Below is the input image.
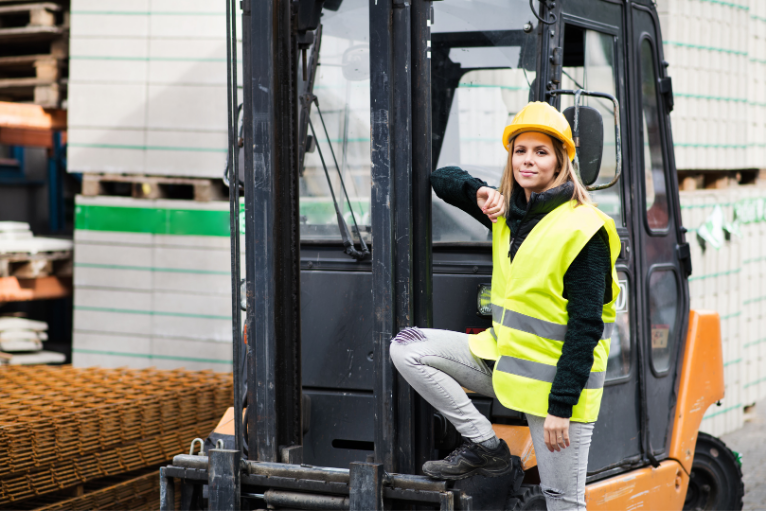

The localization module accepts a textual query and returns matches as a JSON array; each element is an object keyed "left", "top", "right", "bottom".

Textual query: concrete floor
[{"left": 720, "top": 399, "right": 766, "bottom": 511}]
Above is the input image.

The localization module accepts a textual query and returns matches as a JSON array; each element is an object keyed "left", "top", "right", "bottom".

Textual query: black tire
[
  {"left": 508, "top": 484, "right": 547, "bottom": 511},
  {"left": 684, "top": 432, "right": 744, "bottom": 511}
]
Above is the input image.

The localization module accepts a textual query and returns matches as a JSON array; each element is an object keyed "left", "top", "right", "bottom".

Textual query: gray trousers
[{"left": 390, "top": 328, "right": 594, "bottom": 511}]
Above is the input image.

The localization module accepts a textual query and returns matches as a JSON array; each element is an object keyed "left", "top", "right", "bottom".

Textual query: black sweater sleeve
[
  {"left": 547, "top": 228, "right": 612, "bottom": 419},
  {"left": 430, "top": 166, "right": 493, "bottom": 229}
]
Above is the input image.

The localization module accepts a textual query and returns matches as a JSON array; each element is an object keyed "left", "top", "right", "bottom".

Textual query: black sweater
[{"left": 430, "top": 166, "right": 612, "bottom": 419}]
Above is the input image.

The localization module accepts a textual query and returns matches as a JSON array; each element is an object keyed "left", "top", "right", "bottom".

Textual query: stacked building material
[
  {"left": 0, "top": 316, "right": 64, "bottom": 365},
  {"left": 680, "top": 184, "right": 766, "bottom": 436},
  {"left": 67, "top": 0, "right": 234, "bottom": 178},
  {"left": 0, "top": 365, "right": 231, "bottom": 508},
  {"left": 0, "top": 1, "right": 69, "bottom": 107},
  {"left": 6, "top": 470, "right": 165, "bottom": 511},
  {"left": 72, "top": 195, "right": 238, "bottom": 371},
  {"left": 66, "top": 3, "right": 240, "bottom": 368},
  {"left": 657, "top": 0, "right": 765, "bottom": 171}
]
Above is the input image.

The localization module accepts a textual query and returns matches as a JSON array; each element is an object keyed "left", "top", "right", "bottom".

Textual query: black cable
[
  {"left": 314, "top": 99, "right": 370, "bottom": 255},
  {"left": 309, "top": 119, "right": 368, "bottom": 260},
  {"left": 529, "top": 0, "right": 557, "bottom": 25}
]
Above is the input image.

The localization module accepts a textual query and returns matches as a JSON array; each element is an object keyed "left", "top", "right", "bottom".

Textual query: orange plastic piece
[
  {"left": 492, "top": 424, "right": 536, "bottom": 470},
  {"left": 0, "top": 101, "right": 66, "bottom": 130},
  {"left": 668, "top": 309, "right": 725, "bottom": 474},
  {"left": 586, "top": 460, "right": 688, "bottom": 510},
  {"left": 213, "top": 407, "right": 237, "bottom": 436},
  {"left": 0, "top": 276, "right": 72, "bottom": 303},
  {"left": 0, "top": 101, "right": 66, "bottom": 149}
]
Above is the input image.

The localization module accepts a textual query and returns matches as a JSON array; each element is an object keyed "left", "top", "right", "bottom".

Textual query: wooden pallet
[
  {"left": 0, "top": 2, "right": 62, "bottom": 27},
  {"left": 81, "top": 173, "right": 229, "bottom": 202},
  {"left": 0, "top": 3, "right": 67, "bottom": 106},
  {"left": 0, "top": 250, "right": 71, "bottom": 278},
  {"left": 678, "top": 170, "right": 762, "bottom": 191}
]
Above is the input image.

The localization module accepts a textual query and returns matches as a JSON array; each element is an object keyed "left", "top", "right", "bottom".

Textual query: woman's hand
[
  {"left": 543, "top": 414, "right": 570, "bottom": 452},
  {"left": 476, "top": 186, "right": 505, "bottom": 223}
]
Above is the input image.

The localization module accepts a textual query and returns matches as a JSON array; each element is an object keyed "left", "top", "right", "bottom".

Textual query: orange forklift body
[{"left": 496, "top": 310, "right": 725, "bottom": 508}]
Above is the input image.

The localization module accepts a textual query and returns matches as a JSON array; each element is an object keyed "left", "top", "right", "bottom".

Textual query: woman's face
[{"left": 511, "top": 132, "right": 559, "bottom": 195}]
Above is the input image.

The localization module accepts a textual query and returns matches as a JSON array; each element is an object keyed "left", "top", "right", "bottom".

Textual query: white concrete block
[
  {"left": 153, "top": 271, "right": 231, "bottom": 295},
  {"left": 151, "top": 337, "right": 232, "bottom": 372},
  {"left": 145, "top": 85, "right": 227, "bottom": 130},
  {"left": 154, "top": 233, "right": 232, "bottom": 249},
  {"left": 68, "top": 83, "right": 148, "bottom": 128},
  {"left": 148, "top": 38, "right": 228, "bottom": 86},
  {"left": 73, "top": 330, "right": 151, "bottom": 357},
  {"left": 73, "top": 352, "right": 152, "bottom": 369},
  {"left": 151, "top": 290, "right": 231, "bottom": 340},
  {"left": 153, "top": 290, "right": 230, "bottom": 317},
  {"left": 149, "top": 0, "right": 226, "bottom": 13},
  {"left": 67, "top": 128, "right": 146, "bottom": 173},
  {"left": 73, "top": 266, "right": 152, "bottom": 290},
  {"left": 152, "top": 315, "right": 231, "bottom": 341},
  {"left": 71, "top": 13, "right": 149, "bottom": 38},
  {"left": 74, "top": 242, "right": 152, "bottom": 267},
  {"left": 70, "top": 36, "right": 148, "bottom": 58},
  {"left": 76, "top": 286, "right": 152, "bottom": 311},
  {"left": 153, "top": 246, "right": 230, "bottom": 272},
  {"left": 144, "top": 129, "right": 228, "bottom": 178},
  {"left": 69, "top": 37, "right": 149, "bottom": 85},
  {"left": 149, "top": 13, "right": 226, "bottom": 39},
  {"left": 72, "top": 0, "right": 149, "bottom": 11},
  {"left": 73, "top": 308, "right": 152, "bottom": 336},
  {"left": 74, "top": 229, "right": 153, "bottom": 245}
]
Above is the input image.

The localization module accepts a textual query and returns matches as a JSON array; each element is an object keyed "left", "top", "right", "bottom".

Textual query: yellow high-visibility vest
[{"left": 469, "top": 200, "right": 621, "bottom": 423}]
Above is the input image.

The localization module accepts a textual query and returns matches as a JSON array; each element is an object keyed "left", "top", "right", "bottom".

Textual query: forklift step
[{"left": 165, "top": 455, "right": 526, "bottom": 511}]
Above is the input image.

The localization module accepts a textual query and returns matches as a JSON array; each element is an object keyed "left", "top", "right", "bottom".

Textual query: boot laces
[{"left": 445, "top": 439, "right": 473, "bottom": 462}]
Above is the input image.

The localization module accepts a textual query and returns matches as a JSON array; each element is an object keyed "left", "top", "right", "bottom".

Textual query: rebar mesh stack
[
  {"left": 2, "top": 470, "right": 167, "bottom": 511},
  {"left": 0, "top": 365, "right": 232, "bottom": 506}
]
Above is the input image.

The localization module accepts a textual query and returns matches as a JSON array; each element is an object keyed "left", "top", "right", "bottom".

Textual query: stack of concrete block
[
  {"left": 737, "top": 186, "right": 766, "bottom": 405},
  {"left": 67, "top": 0, "right": 240, "bottom": 177},
  {"left": 746, "top": 0, "right": 766, "bottom": 169},
  {"left": 67, "top": 3, "right": 246, "bottom": 370},
  {"left": 72, "top": 195, "right": 240, "bottom": 371},
  {"left": 680, "top": 184, "right": 766, "bottom": 436},
  {"left": 657, "top": 0, "right": 765, "bottom": 171}
]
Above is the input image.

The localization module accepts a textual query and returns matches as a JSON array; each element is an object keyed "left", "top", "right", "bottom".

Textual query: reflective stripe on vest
[
  {"left": 496, "top": 356, "right": 607, "bottom": 390},
  {"left": 472, "top": 200, "right": 622, "bottom": 423},
  {"left": 492, "top": 303, "right": 613, "bottom": 341}
]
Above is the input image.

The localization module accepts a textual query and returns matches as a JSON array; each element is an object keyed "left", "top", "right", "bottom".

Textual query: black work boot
[{"left": 422, "top": 438, "right": 513, "bottom": 480}]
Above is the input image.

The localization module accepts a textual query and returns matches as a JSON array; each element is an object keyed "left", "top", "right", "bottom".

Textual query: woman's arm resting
[{"left": 430, "top": 166, "right": 493, "bottom": 228}]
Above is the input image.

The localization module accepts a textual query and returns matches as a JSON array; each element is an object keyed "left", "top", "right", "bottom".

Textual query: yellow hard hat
[{"left": 502, "top": 101, "right": 576, "bottom": 161}]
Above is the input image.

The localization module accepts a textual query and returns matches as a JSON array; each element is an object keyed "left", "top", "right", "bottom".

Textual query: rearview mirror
[{"left": 563, "top": 105, "right": 603, "bottom": 186}]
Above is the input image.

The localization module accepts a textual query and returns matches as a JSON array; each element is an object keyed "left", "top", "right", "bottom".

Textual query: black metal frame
[
  {"left": 159, "top": 0, "right": 704, "bottom": 507},
  {"left": 241, "top": 0, "right": 303, "bottom": 466}
]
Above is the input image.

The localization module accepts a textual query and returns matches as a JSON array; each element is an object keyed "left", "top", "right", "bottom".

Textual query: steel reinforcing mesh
[{"left": 0, "top": 365, "right": 232, "bottom": 506}]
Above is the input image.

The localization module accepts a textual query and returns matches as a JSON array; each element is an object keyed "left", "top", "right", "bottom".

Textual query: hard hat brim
[{"left": 502, "top": 124, "right": 577, "bottom": 161}]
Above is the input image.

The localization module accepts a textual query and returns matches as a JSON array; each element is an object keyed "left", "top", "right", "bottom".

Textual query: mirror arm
[{"left": 546, "top": 88, "right": 622, "bottom": 192}]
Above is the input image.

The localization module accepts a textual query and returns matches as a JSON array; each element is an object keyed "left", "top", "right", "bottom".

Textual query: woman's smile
[{"left": 511, "top": 131, "right": 559, "bottom": 200}]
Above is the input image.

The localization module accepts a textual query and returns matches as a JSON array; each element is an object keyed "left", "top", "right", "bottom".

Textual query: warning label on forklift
[{"left": 651, "top": 325, "right": 670, "bottom": 349}]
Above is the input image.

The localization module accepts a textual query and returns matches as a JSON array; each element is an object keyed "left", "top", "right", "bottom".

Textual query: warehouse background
[{"left": 0, "top": 0, "right": 761, "bottom": 435}]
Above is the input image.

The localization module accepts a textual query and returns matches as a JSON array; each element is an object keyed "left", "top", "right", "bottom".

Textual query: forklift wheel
[
  {"left": 684, "top": 432, "right": 744, "bottom": 510},
  {"left": 508, "top": 484, "right": 546, "bottom": 511}
]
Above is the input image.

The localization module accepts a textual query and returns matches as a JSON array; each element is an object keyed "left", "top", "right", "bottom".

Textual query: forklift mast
[{"left": 157, "top": 0, "right": 744, "bottom": 509}]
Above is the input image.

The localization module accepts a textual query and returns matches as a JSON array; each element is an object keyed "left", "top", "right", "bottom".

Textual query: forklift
[{"left": 159, "top": 0, "right": 745, "bottom": 509}]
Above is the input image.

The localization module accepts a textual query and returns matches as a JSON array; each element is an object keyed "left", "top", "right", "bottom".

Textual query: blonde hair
[{"left": 499, "top": 132, "right": 591, "bottom": 212}]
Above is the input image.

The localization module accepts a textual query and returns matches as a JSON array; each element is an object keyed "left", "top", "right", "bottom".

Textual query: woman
[{"left": 390, "top": 102, "right": 620, "bottom": 510}]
